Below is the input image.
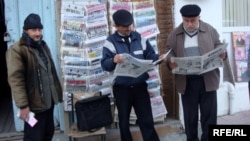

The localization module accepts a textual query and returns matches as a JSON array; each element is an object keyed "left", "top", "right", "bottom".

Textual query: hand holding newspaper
[
  {"left": 152, "top": 48, "right": 172, "bottom": 65},
  {"left": 17, "top": 111, "right": 38, "bottom": 127},
  {"left": 114, "top": 53, "right": 154, "bottom": 78},
  {"left": 171, "top": 43, "right": 228, "bottom": 75},
  {"left": 114, "top": 50, "right": 171, "bottom": 78}
]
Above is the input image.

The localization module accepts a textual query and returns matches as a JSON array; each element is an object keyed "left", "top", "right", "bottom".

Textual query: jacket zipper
[{"left": 37, "top": 68, "right": 44, "bottom": 99}]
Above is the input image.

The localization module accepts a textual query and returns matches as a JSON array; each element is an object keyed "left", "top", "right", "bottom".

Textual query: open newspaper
[
  {"left": 114, "top": 49, "right": 172, "bottom": 78},
  {"left": 171, "top": 43, "right": 228, "bottom": 75},
  {"left": 114, "top": 53, "right": 154, "bottom": 78}
]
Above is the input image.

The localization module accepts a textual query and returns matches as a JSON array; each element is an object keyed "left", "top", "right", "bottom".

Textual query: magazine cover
[{"left": 231, "top": 31, "right": 250, "bottom": 81}]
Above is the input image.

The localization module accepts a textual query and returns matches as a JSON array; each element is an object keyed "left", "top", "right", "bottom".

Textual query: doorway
[{"left": 0, "top": 0, "right": 15, "bottom": 133}]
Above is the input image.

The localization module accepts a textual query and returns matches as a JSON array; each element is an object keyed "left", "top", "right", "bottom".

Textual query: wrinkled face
[
  {"left": 182, "top": 16, "right": 200, "bottom": 32},
  {"left": 24, "top": 28, "right": 42, "bottom": 41},
  {"left": 115, "top": 24, "right": 133, "bottom": 36}
]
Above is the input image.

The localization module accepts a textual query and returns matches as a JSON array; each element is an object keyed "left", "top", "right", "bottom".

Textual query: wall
[{"left": 174, "top": 0, "right": 223, "bottom": 39}]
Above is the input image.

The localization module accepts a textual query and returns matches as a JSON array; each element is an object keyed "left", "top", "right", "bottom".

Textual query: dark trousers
[
  {"left": 113, "top": 84, "right": 160, "bottom": 141},
  {"left": 23, "top": 106, "right": 55, "bottom": 141},
  {"left": 182, "top": 76, "right": 217, "bottom": 141}
]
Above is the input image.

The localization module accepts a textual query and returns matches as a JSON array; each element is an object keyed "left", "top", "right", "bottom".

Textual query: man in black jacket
[{"left": 101, "top": 10, "right": 161, "bottom": 141}]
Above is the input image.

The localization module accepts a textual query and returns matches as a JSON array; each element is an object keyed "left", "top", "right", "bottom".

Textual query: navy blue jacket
[{"left": 101, "top": 31, "right": 159, "bottom": 87}]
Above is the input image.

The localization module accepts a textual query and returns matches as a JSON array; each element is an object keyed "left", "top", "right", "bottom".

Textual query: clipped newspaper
[
  {"left": 172, "top": 43, "right": 228, "bottom": 75},
  {"left": 150, "top": 95, "right": 168, "bottom": 118}
]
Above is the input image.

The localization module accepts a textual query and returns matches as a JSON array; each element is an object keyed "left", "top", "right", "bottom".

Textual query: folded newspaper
[
  {"left": 171, "top": 43, "right": 228, "bottom": 75},
  {"left": 114, "top": 49, "right": 172, "bottom": 78}
]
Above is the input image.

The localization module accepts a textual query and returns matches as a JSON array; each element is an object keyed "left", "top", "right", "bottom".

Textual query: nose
[
  {"left": 124, "top": 26, "right": 131, "bottom": 30},
  {"left": 186, "top": 21, "right": 193, "bottom": 26}
]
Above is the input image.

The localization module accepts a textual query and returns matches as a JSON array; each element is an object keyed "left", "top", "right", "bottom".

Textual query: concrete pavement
[
  {"left": 1, "top": 110, "right": 249, "bottom": 141},
  {"left": 51, "top": 109, "right": 250, "bottom": 141}
]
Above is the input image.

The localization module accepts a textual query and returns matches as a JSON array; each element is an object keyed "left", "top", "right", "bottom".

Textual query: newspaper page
[
  {"left": 133, "top": 7, "right": 156, "bottom": 28},
  {"left": 114, "top": 53, "right": 155, "bottom": 78},
  {"left": 172, "top": 43, "right": 228, "bottom": 75},
  {"left": 114, "top": 49, "right": 172, "bottom": 77},
  {"left": 84, "top": 4, "right": 106, "bottom": 16},
  {"left": 61, "top": 0, "right": 85, "bottom": 15},
  {"left": 136, "top": 24, "right": 159, "bottom": 39},
  {"left": 132, "top": 0, "right": 154, "bottom": 11},
  {"left": 150, "top": 95, "right": 168, "bottom": 118}
]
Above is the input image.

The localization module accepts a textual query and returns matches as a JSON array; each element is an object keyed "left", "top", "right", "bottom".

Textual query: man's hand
[
  {"left": 219, "top": 50, "right": 227, "bottom": 59},
  {"left": 159, "top": 54, "right": 167, "bottom": 62},
  {"left": 113, "top": 54, "right": 124, "bottom": 64},
  {"left": 168, "top": 57, "right": 178, "bottom": 69},
  {"left": 19, "top": 107, "right": 30, "bottom": 121}
]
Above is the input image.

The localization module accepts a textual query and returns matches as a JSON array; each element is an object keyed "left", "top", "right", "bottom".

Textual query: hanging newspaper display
[
  {"left": 60, "top": 0, "right": 167, "bottom": 121},
  {"left": 60, "top": 0, "right": 111, "bottom": 111}
]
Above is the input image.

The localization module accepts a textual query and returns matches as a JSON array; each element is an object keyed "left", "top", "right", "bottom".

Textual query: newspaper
[
  {"left": 61, "top": 30, "right": 85, "bottom": 48},
  {"left": 133, "top": 7, "right": 156, "bottom": 28},
  {"left": 84, "top": 4, "right": 106, "bottom": 16},
  {"left": 150, "top": 95, "right": 168, "bottom": 118},
  {"left": 152, "top": 48, "right": 172, "bottom": 65},
  {"left": 61, "top": 0, "right": 85, "bottom": 15},
  {"left": 85, "top": 20, "right": 108, "bottom": 44},
  {"left": 136, "top": 24, "right": 159, "bottom": 39},
  {"left": 109, "top": 1, "right": 132, "bottom": 12},
  {"left": 61, "top": 15, "right": 85, "bottom": 32},
  {"left": 132, "top": 1, "right": 154, "bottom": 11},
  {"left": 172, "top": 43, "right": 228, "bottom": 75},
  {"left": 114, "top": 53, "right": 154, "bottom": 78},
  {"left": 114, "top": 50, "right": 172, "bottom": 78}
]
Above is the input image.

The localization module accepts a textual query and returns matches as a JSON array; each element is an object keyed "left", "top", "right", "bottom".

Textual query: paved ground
[
  {"left": 50, "top": 109, "right": 250, "bottom": 141},
  {"left": 1, "top": 109, "right": 249, "bottom": 141}
]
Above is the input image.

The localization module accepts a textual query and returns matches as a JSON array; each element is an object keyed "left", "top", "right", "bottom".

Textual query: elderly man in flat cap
[
  {"left": 6, "top": 13, "right": 62, "bottom": 141},
  {"left": 101, "top": 9, "right": 162, "bottom": 141},
  {"left": 165, "top": 4, "right": 227, "bottom": 141}
]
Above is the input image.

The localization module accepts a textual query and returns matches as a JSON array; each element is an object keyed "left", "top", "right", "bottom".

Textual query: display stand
[
  {"left": 59, "top": 0, "right": 167, "bottom": 137},
  {"left": 59, "top": 0, "right": 112, "bottom": 139}
]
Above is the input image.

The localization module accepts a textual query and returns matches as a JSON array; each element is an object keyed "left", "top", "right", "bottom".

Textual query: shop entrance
[{"left": 0, "top": 0, "right": 15, "bottom": 133}]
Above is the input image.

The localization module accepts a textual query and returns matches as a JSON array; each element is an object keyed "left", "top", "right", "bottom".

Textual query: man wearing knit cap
[
  {"left": 6, "top": 13, "right": 62, "bottom": 141},
  {"left": 166, "top": 4, "right": 227, "bottom": 141},
  {"left": 101, "top": 9, "right": 164, "bottom": 141}
]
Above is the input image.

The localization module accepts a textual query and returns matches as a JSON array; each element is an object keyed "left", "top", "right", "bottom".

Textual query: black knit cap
[
  {"left": 180, "top": 4, "right": 201, "bottom": 17},
  {"left": 23, "top": 13, "right": 43, "bottom": 30},
  {"left": 113, "top": 9, "right": 133, "bottom": 26}
]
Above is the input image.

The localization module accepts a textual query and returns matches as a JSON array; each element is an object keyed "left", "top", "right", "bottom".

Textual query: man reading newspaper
[
  {"left": 165, "top": 4, "right": 227, "bottom": 141},
  {"left": 101, "top": 9, "right": 167, "bottom": 141}
]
